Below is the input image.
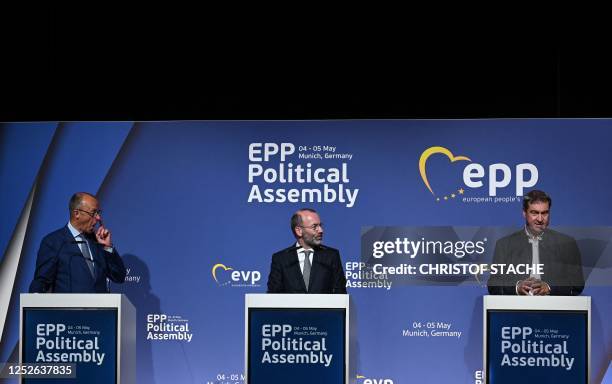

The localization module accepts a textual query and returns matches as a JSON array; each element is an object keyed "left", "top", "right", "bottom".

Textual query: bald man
[
  {"left": 29, "top": 192, "right": 126, "bottom": 293},
  {"left": 267, "top": 208, "right": 347, "bottom": 294}
]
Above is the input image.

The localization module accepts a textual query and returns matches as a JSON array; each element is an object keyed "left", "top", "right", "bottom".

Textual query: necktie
[
  {"left": 303, "top": 250, "right": 312, "bottom": 291},
  {"left": 79, "top": 235, "right": 96, "bottom": 278}
]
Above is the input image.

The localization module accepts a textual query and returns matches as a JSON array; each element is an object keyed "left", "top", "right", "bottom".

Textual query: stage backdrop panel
[{"left": 1, "top": 120, "right": 611, "bottom": 383}]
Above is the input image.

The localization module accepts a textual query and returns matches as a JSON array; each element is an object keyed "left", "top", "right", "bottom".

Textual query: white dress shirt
[{"left": 296, "top": 242, "right": 314, "bottom": 273}]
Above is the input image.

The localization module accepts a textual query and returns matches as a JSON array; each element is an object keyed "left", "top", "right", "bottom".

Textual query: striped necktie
[{"left": 78, "top": 235, "right": 96, "bottom": 278}]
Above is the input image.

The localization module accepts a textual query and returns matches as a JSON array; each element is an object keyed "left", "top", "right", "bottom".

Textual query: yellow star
[
  {"left": 436, "top": 197, "right": 440, "bottom": 202},
  {"left": 451, "top": 194, "right": 456, "bottom": 198},
  {"left": 444, "top": 196, "right": 448, "bottom": 200},
  {"left": 458, "top": 188, "right": 465, "bottom": 194}
]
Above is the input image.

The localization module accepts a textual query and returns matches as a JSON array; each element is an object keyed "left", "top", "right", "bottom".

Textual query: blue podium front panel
[
  {"left": 22, "top": 308, "right": 118, "bottom": 384},
  {"left": 486, "top": 310, "right": 587, "bottom": 384},
  {"left": 248, "top": 308, "right": 345, "bottom": 384}
]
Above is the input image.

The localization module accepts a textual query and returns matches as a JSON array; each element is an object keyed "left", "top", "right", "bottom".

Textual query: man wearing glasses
[
  {"left": 267, "top": 208, "right": 347, "bottom": 294},
  {"left": 29, "top": 192, "right": 126, "bottom": 293}
]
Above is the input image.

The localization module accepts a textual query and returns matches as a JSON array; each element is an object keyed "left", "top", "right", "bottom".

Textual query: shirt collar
[
  {"left": 295, "top": 242, "right": 314, "bottom": 254},
  {"left": 67, "top": 222, "right": 82, "bottom": 238},
  {"left": 524, "top": 225, "right": 544, "bottom": 241}
]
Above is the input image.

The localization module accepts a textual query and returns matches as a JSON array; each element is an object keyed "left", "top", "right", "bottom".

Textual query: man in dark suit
[
  {"left": 267, "top": 208, "right": 347, "bottom": 293},
  {"left": 29, "top": 192, "right": 126, "bottom": 293},
  {"left": 487, "top": 190, "right": 584, "bottom": 296}
]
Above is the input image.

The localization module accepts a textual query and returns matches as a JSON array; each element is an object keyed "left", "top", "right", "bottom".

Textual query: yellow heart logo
[
  {"left": 212, "top": 263, "right": 233, "bottom": 284},
  {"left": 419, "top": 146, "right": 471, "bottom": 195}
]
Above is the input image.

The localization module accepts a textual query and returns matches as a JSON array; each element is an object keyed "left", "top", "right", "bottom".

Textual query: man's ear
[{"left": 294, "top": 226, "right": 302, "bottom": 238}]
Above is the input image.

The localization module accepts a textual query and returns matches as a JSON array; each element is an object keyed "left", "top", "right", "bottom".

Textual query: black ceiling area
[{"left": 4, "top": 25, "right": 612, "bottom": 121}]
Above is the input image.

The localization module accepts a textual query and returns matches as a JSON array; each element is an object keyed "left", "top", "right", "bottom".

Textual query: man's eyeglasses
[
  {"left": 76, "top": 209, "right": 102, "bottom": 218},
  {"left": 299, "top": 223, "right": 323, "bottom": 231}
]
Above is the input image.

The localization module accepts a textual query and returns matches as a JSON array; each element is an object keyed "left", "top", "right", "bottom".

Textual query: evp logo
[
  {"left": 211, "top": 263, "right": 261, "bottom": 288},
  {"left": 418, "top": 146, "right": 539, "bottom": 203},
  {"left": 356, "top": 374, "right": 394, "bottom": 384}
]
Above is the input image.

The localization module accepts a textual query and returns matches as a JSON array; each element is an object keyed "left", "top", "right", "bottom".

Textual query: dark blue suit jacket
[
  {"left": 487, "top": 229, "right": 584, "bottom": 296},
  {"left": 266, "top": 244, "right": 347, "bottom": 294},
  {"left": 29, "top": 226, "right": 126, "bottom": 293}
]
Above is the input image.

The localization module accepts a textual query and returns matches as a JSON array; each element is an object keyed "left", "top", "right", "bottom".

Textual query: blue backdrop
[{"left": 1, "top": 120, "right": 611, "bottom": 383}]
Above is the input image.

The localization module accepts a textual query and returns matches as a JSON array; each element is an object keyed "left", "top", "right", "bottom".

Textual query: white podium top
[
  {"left": 484, "top": 295, "right": 590, "bottom": 311},
  {"left": 20, "top": 293, "right": 129, "bottom": 309},
  {"left": 245, "top": 293, "right": 349, "bottom": 308}
]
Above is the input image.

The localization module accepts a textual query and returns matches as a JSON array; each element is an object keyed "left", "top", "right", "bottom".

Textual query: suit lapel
[
  {"left": 538, "top": 235, "right": 555, "bottom": 266},
  {"left": 61, "top": 226, "right": 79, "bottom": 252},
  {"left": 66, "top": 228, "right": 97, "bottom": 281},
  {"left": 288, "top": 247, "right": 306, "bottom": 291},
  {"left": 309, "top": 249, "right": 324, "bottom": 290},
  {"left": 86, "top": 235, "right": 102, "bottom": 281},
  {"left": 513, "top": 233, "right": 532, "bottom": 264},
  {"left": 90, "top": 241, "right": 101, "bottom": 280}
]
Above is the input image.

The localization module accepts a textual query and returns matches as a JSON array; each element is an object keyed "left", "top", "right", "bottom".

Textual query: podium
[
  {"left": 483, "top": 295, "right": 590, "bottom": 384},
  {"left": 20, "top": 293, "right": 135, "bottom": 383},
  {"left": 245, "top": 294, "right": 349, "bottom": 384}
]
